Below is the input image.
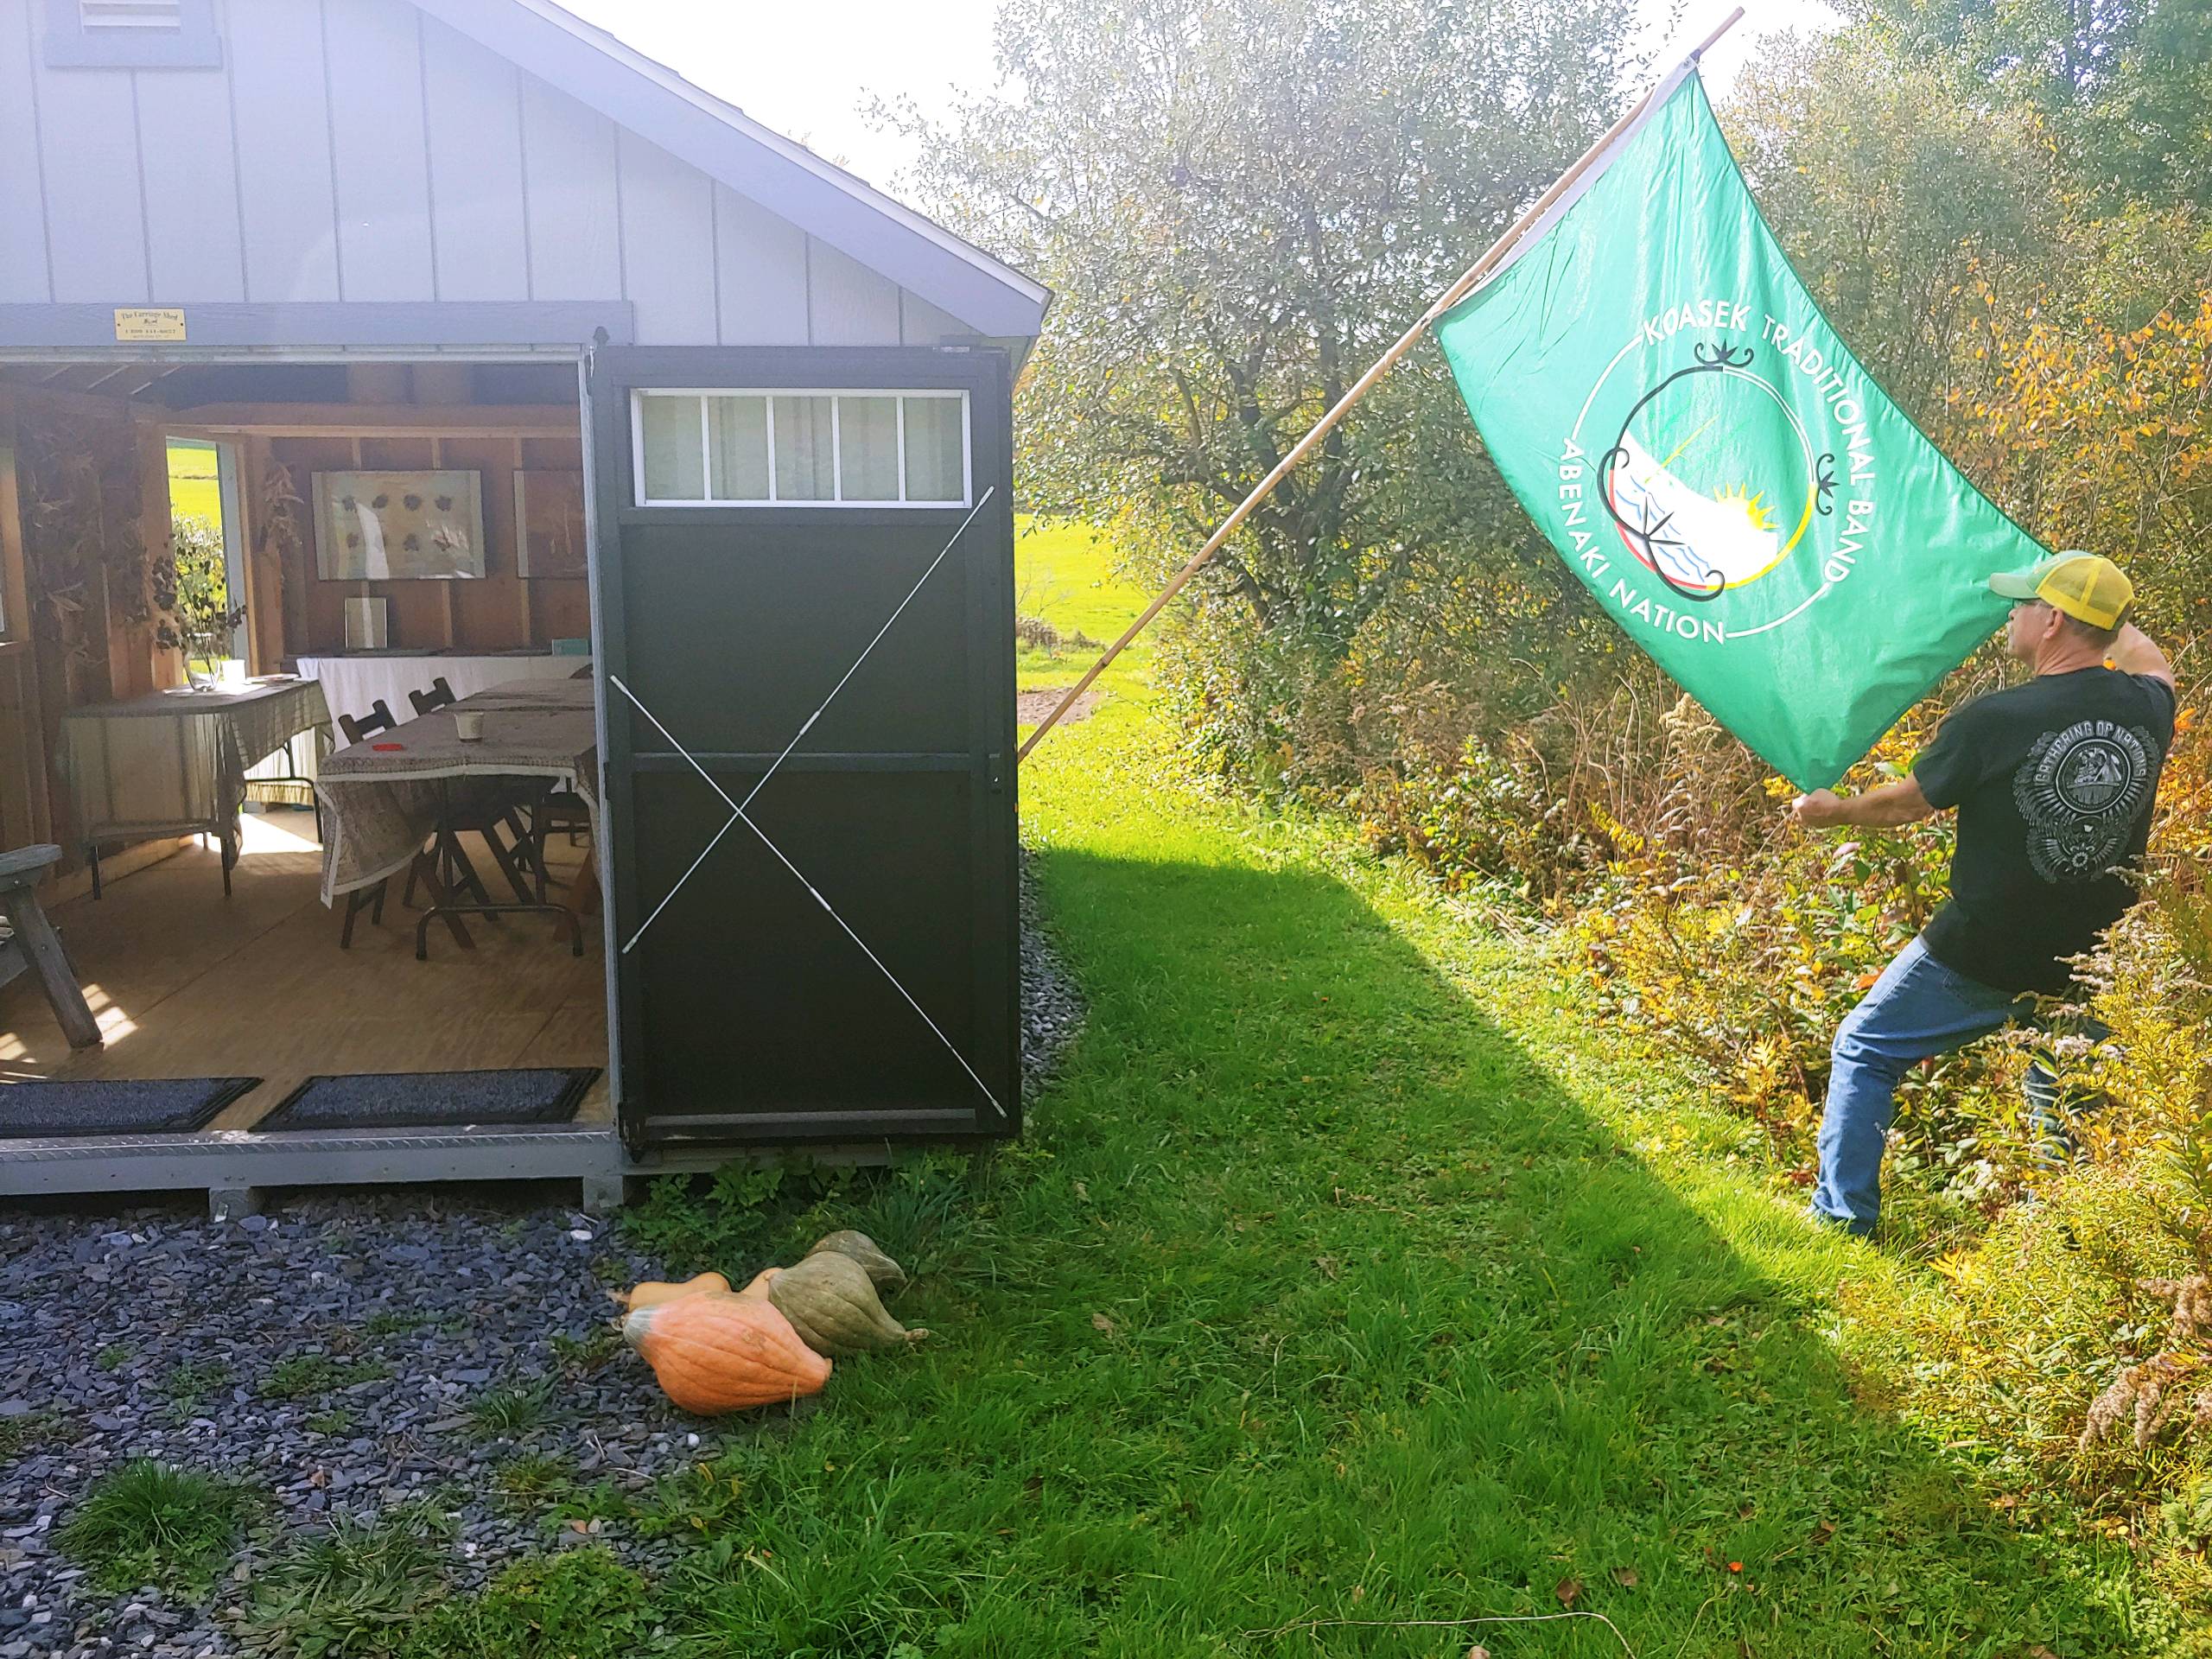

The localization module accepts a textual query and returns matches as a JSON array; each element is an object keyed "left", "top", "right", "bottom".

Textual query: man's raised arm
[{"left": 2108, "top": 621, "right": 2175, "bottom": 689}]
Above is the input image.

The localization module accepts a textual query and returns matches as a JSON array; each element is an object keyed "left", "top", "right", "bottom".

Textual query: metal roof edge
[{"left": 411, "top": 0, "right": 1049, "bottom": 340}]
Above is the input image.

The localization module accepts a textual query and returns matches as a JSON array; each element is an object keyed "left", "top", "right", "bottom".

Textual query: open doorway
[
  {"left": 164, "top": 438, "right": 249, "bottom": 683},
  {"left": 0, "top": 357, "right": 613, "bottom": 1177}
]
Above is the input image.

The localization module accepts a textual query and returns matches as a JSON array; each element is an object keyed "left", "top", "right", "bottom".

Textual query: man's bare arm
[
  {"left": 2107, "top": 622, "right": 2175, "bottom": 689},
  {"left": 1789, "top": 777, "right": 1936, "bottom": 830}
]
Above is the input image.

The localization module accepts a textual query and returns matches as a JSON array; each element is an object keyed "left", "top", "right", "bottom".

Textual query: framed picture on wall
[
  {"left": 311, "top": 470, "right": 486, "bottom": 581},
  {"left": 514, "top": 470, "right": 588, "bottom": 580}
]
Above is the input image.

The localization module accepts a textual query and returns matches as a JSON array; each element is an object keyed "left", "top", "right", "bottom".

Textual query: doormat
[
  {"left": 0, "top": 1077, "right": 261, "bottom": 1139},
  {"left": 255, "top": 1067, "right": 600, "bottom": 1133}
]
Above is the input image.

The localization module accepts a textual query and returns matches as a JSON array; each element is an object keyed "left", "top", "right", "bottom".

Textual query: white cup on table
[{"left": 454, "top": 710, "right": 486, "bottom": 742}]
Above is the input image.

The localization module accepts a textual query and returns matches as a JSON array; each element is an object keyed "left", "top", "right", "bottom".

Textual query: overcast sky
[{"left": 560, "top": 0, "right": 1842, "bottom": 195}]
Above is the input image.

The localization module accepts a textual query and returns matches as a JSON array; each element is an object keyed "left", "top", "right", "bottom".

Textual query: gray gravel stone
[{"left": 1019, "top": 849, "right": 1084, "bottom": 1098}]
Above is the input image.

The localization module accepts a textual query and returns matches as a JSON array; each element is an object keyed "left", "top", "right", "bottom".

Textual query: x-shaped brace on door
[{"left": 609, "top": 486, "right": 1006, "bottom": 1118}]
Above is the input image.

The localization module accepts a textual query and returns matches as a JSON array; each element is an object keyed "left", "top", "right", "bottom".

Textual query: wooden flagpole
[{"left": 1016, "top": 7, "right": 1745, "bottom": 764}]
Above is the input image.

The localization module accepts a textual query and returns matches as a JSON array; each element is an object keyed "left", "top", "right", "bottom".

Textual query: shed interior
[{"left": 0, "top": 356, "right": 615, "bottom": 1173}]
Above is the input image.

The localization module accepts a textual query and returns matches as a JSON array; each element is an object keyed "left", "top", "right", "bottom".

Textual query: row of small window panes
[{"left": 638, "top": 392, "right": 967, "bottom": 504}]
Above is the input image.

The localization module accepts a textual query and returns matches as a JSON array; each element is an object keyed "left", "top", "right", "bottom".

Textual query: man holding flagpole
[
  {"left": 1789, "top": 552, "right": 2176, "bottom": 1235},
  {"left": 1020, "top": 13, "right": 2181, "bottom": 1236},
  {"left": 1412, "top": 41, "right": 2183, "bottom": 1237}
]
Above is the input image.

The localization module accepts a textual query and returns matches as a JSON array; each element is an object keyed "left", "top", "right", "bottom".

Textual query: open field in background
[
  {"left": 168, "top": 443, "right": 219, "bottom": 528},
  {"left": 1014, "top": 513, "right": 1152, "bottom": 695}
]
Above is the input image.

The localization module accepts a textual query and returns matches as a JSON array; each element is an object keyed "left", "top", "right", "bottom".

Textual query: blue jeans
[{"left": 1810, "top": 938, "right": 2094, "bottom": 1234}]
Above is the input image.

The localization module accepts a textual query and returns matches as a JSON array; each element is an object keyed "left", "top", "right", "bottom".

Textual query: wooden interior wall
[
  {"left": 255, "top": 412, "right": 587, "bottom": 660},
  {"left": 0, "top": 383, "right": 175, "bottom": 870},
  {"left": 0, "top": 385, "right": 588, "bottom": 866}
]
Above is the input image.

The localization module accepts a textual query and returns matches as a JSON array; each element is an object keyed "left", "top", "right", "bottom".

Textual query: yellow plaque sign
[{"left": 113, "top": 308, "right": 186, "bottom": 343}]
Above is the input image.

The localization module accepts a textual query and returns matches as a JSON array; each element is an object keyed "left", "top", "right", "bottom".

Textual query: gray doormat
[
  {"left": 0, "top": 1077, "right": 261, "bottom": 1139},
  {"left": 255, "top": 1067, "right": 600, "bottom": 1133}
]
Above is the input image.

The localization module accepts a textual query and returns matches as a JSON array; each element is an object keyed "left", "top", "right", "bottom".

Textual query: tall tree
[
  {"left": 893, "top": 0, "right": 1648, "bottom": 700},
  {"left": 1727, "top": 29, "right": 2071, "bottom": 421},
  {"left": 1832, "top": 0, "right": 2212, "bottom": 210}
]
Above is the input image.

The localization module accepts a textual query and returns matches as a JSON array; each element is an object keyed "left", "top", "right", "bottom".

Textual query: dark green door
[{"left": 587, "top": 346, "right": 1019, "bottom": 1147}]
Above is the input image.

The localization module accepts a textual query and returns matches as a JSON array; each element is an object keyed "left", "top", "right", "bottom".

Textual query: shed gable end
[{"left": 0, "top": 0, "right": 1020, "bottom": 347}]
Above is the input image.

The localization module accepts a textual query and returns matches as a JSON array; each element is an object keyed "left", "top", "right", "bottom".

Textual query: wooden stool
[{"left": 0, "top": 844, "right": 102, "bottom": 1049}]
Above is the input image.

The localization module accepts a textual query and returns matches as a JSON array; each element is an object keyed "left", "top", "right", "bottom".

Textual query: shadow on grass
[{"left": 649, "top": 844, "right": 2152, "bottom": 1658}]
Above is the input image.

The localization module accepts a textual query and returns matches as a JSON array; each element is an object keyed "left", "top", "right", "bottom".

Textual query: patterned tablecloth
[
  {"left": 295, "top": 652, "right": 587, "bottom": 732},
  {"left": 59, "top": 677, "right": 332, "bottom": 865},
  {"left": 447, "top": 677, "right": 595, "bottom": 714},
  {"left": 315, "top": 683, "right": 597, "bottom": 904}
]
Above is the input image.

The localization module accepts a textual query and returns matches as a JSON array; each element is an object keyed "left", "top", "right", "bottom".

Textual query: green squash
[
  {"left": 769, "top": 1250, "right": 926, "bottom": 1357},
  {"left": 804, "top": 1230, "right": 908, "bottom": 1297}
]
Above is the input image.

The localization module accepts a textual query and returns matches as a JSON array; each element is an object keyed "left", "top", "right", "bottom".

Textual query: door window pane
[
  {"left": 903, "top": 396, "right": 965, "bottom": 501},
  {"left": 839, "top": 396, "right": 899, "bottom": 501},
  {"left": 707, "top": 396, "right": 769, "bottom": 500},
  {"left": 639, "top": 396, "right": 704, "bottom": 501},
  {"left": 772, "top": 396, "right": 836, "bottom": 500}
]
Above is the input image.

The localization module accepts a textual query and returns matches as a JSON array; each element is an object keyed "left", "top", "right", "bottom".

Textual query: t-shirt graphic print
[
  {"left": 2012, "top": 717, "right": 2161, "bottom": 884},
  {"left": 1913, "top": 666, "right": 2177, "bottom": 995}
]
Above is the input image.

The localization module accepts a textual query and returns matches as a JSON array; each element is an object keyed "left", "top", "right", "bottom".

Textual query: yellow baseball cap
[{"left": 1988, "top": 550, "right": 2134, "bottom": 630}]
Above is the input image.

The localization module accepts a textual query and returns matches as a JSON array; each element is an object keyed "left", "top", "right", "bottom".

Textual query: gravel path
[
  {"left": 1013, "top": 684, "right": 1104, "bottom": 728},
  {"left": 1019, "top": 849, "right": 1085, "bottom": 1099},
  {"left": 0, "top": 879, "right": 1086, "bottom": 1658}
]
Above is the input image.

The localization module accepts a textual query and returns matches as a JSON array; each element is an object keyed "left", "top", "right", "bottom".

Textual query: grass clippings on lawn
[{"left": 1014, "top": 683, "right": 1104, "bottom": 728}]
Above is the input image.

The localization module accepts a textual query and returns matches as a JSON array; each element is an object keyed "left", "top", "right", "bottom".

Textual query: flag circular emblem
[{"left": 1599, "top": 342, "right": 1834, "bottom": 598}]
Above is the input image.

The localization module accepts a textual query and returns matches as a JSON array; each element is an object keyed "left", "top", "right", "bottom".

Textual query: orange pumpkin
[
  {"left": 623, "top": 1291, "right": 830, "bottom": 1414},
  {"left": 624, "top": 1269, "right": 732, "bottom": 1313},
  {"left": 734, "top": 1266, "right": 780, "bottom": 1300}
]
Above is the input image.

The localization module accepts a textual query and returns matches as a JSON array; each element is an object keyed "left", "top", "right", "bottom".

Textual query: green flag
[{"left": 1434, "top": 64, "right": 2044, "bottom": 789}]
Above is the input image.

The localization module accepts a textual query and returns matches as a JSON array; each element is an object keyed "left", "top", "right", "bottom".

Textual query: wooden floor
[{"left": 0, "top": 808, "right": 609, "bottom": 1131}]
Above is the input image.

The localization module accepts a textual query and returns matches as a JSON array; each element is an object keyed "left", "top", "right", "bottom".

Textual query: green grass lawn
[
  {"left": 562, "top": 689, "right": 2169, "bottom": 1656},
  {"left": 1014, "top": 513, "right": 1153, "bottom": 693}
]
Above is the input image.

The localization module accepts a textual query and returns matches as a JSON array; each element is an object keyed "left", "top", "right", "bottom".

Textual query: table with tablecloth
[
  {"left": 315, "top": 680, "right": 598, "bottom": 906},
  {"left": 295, "top": 652, "right": 588, "bottom": 734},
  {"left": 59, "top": 677, "right": 332, "bottom": 891},
  {"left": 449, "top": 677, "right": 596, "bottom": 715}
]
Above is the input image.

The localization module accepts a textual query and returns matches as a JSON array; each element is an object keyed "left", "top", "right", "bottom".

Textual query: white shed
[{"left": 0, "top": 0, "right": 1047, "bottom": 1206}]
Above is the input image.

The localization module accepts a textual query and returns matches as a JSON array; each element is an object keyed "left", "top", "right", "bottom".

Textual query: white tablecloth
[
  {"left": 296, "top": 654, "right": 588, "bottom": 734},
  {"left": 59, "top": 677, "right": 331, "bottom": 856}
]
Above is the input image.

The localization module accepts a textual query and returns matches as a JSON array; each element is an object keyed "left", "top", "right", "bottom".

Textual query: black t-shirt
[{"left": 1913, "top": 667, "right": 2177, "bottom": 995}]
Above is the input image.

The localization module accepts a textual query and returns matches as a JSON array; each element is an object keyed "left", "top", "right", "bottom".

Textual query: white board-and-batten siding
[{"left": 0, "top": 0, "right": 976, "bottom": 348}]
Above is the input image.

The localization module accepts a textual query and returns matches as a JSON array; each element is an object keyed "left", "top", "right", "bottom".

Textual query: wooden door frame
[{"left": 0, "top": 392, "right": 53, "bottom": 853}]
